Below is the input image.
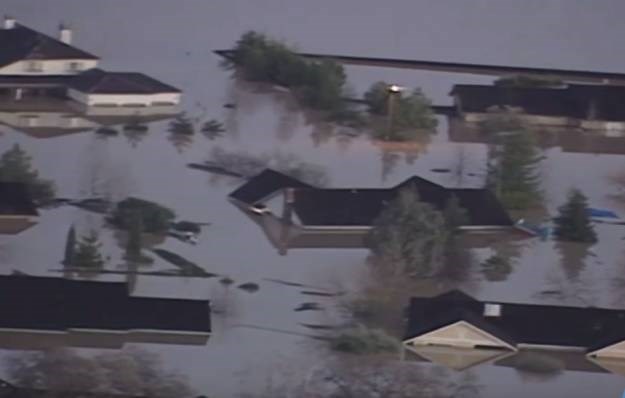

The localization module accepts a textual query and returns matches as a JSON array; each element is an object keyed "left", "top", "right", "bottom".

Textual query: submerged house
[
  {"left": 0, "top": 275, "right": 210, "bottom": 349},
  {"left": 403, "top": 290, "right": 625, "bottom": 372},
  {"left": 451, "top": 83, "right": 625, "bottom": 132},
  {"left": 229, "top": 169, "right": 527, "bottom": 254},
  {"left": 0, "top": 17, "right": 181, "bottom": 106},
  {"left": 0, "top": 182, "right": 38, "bottom": 235}
]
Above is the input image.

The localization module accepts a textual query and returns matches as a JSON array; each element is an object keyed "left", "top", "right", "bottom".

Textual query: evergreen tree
[
  {"left": 0, "top": 144, "right": 55, "bottom": 204},
  {"left": 553, "top": 189, "right": 597, "bottom": 243},
  {"left": 481, "top": 255, "right": 513, "bottom": 282},
  {"left": 62, "top": 226, "right": 76, "bottom": 266},
  {"left": 125, "top": 210, "right": 144, "bottom": 262},
  {"left": 488, "top": 131, "right": 542, "bottom": 210},
  {"left": 74, "top": 231, "right": 105, "bottom": 269},
  {"left": 366, "top": 187, "right": 447, "bottom": 277}
]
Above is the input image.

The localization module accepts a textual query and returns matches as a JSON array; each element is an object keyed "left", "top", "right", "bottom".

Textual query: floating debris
[
  {"left": 430, "top": 168, "right": 451, "bottom": 173},
  {"left": 238, "top": 282, "right": 260, "bottom": 293},
  {"left": 123, "top": 122, "right": 148, "bottom": 132},
  {"left": 95, "top": 127, "right": 118, "bottom": 136},
  {"left": 300, "top": 290, "right": 343, "bottom": 297},
  {"left": 294, "top": 302, "right": 322, "bottom": 312},
  {"left": 170, "top": 220, "right": 209, "bottom": 234},
  {"left": 223, "top": 103, "right": 236, "bottom": 109},
  {"left": 299, "top": 323, "right": 336, "bottom": 330},
  {"left": 220, "top": 277, "right": 234, "bottom": 286},
  {"left": 187, "top": 163, "right": 245, "bottom": 178},
  {"left": 151, "top": 249, "right": 215, "bottom": 277}
]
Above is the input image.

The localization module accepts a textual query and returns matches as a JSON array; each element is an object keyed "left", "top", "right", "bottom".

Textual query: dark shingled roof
[
  {"left": 0, "top": 24, "right": 98, "bottom": 68},
  {"left": 68, "top": 68, "right": 181, "bottom": 94},
  {"left": 292, "top": 176, "right": 512, "bottom": 227},
  {"left": 228, "top": 169, "right": 313, "bottom": 205},
  {"left": 405, "top": 290, "right": 625, "bottom": 351},
  {"left": 0, "top": 275, "right": 210, "bottom": 333},
  {"left": 451, "top": 83, "right": 625, "bottom": 121},
  {"left": 0, "top": 183, "right": 38, "bottom": 216}
]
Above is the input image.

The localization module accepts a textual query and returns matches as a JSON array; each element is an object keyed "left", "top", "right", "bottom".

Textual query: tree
[
  {"left": 494, "top": 74, "right": 563, "bottom": 88},
  {"left": 363, "top": 81, "right": 390, "bottom": 115},
  {"left": 366, "top": 187, "right": 447, "bottom": 277},
  {"left": 0, "top": 144, "right": 55, "bottom": 204},
  {"left": 481, "top": 255, "right": 513, "bottom": 282},
  {"left": 553, "top": 189, "right": 597, "bottom": 243},
  {"left": 62, "top": 225, "right": 76, "bottom": 266},
  {"left": 442, "top": 194, "right": 468, "bottom": 232},
  {"left": 6, "top": 348, "right": 195, "bottom": 398},
  {"left": 488, "top": 130, "right": 542, "bottom": 210},
  {"left": 74, "top": 231, "right": 105, "bottom": 269},
  {"left": 110, "top": 197, "right": 176, "bottom": 234}
]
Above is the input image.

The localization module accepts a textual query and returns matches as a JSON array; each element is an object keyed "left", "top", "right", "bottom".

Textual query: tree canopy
[
  {"left": 366, "top": 187, "right": 447, "bottom": 277},
  {"left": 110, "top": 197, "right": 176, "bottom": 234},
  {"left": 0, "top": 144, "right": 55, "bottom": 204},
  {"left": 553, "top": 189, "right": 597, "bottom": 243},
  {"left": 74, "top": 231, "right": 105, "bottom": 269}
]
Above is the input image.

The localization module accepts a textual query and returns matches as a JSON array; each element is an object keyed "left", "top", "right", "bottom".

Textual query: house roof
[
  {"left": 0, "top": 183, "right": 38, "bottom": 216},
  {"left": 0, "top": 275, "right": 210, "bottom": 334},
  {"left": 292, "top": 176, "right": 512, "bottom": 227},
  {"left": 228, "top": 168, "right": 314, "bottom": 205},
  {"left": 405, "top": 289, "right": 625, "bottom": 351},
  {"left": 0, "top": 24, "right": 98, "bottom": 68},
  {"left": 451, "top": 84, "right": 625, "bottom": 122},
  {"left": 68, "top": 68, "right": 181, "bottom": 94}
]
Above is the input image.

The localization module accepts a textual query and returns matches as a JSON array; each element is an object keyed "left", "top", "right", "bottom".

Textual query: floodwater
[{"left": 3, "top": 0, "right": 625, "bottom": 396}]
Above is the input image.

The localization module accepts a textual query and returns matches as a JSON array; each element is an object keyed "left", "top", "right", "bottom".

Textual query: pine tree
[
  {"left": 553, "top": 189, "right": 597, "bottom": 243},
  {"left": 63, "top": 226, "right": 76, "bottom": 266},
  {"left": 0, "top": 144, "right": 55, "bottom": 204},
  {"left": 74, "top": 231, "right": 105, "bottom": 268},
  {"left": 488, "top": 131, "right": 542, "bottom": 210}
]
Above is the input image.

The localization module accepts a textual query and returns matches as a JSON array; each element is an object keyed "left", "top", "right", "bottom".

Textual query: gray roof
[
  {"left": 0, "top": 24, "right": 98, "bottom": 67},
  {"left": 68, "top": 68, "right": 181, "bottom": 94}
]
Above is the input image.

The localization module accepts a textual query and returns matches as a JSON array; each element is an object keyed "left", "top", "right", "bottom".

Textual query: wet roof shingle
[
  {"left": 68, "top": 68, "right": 181, "bottom": 94},
  {"left": 0, "top": 182, "right": 38, "bottom": 216},
  {"left": 0, "top": 24, "right": 98, "bottom": 68},
  {"left": 0, "top": 275, "right": 210, "bottom": 334},
  {"left": 405, "top": 290, "right": 625, "bottom": 351}
]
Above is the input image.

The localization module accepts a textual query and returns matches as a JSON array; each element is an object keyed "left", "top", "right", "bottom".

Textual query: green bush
[{"left": 110, "top": 197, "right": 176, "bottom": 234}]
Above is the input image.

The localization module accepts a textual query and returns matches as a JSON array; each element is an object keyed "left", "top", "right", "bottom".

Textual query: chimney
[
  {"left": 3, "top": 15, "right": 16, "bottom": 29},
  {"left": 59, "top": 23, "right": 72, "bottom": 44},
  {"left": 483, "top": 303, "right": 502, "bottom": 317}
]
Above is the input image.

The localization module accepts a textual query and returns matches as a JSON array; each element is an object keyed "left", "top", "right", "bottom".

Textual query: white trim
[
  {"left": 0, "top": 328, "right": 65, "bottom": 334},
  {"left": 130, "top": 329, "right": 210, "bottom": 336},
  {"left": 0, "top": 327, "right": 209, "bottom": 336},
  {"left": 587, "top": 339, "right": 625, "bottom": 358},
  {"left": 403, "top": 320, "right": 517, "bottom": 351},
  {"left": 68, "top": 328, "right": 127, "bottom": 334}
]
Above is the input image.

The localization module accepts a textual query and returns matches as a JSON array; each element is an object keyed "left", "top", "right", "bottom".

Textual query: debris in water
[
  {"left": 238, "top": 282, "right": 260, "bottom": 293},
  {"left": 220, "top": 277, "right": 234, "bottom": 286},
  {"left": 223, "top": 103, "right": 236, "bottom": 109},
  {"left": 300, "top": 290, "right": 343, "bottom": 297},
  {"left": 430, "top": 168, "right": 451, "bottom": 173},
  {"left": 294, "top": 302, "right": 322, "bottom": 312},
  {"left": 299, "top": 323, "right": 336, "bottom": 330}
]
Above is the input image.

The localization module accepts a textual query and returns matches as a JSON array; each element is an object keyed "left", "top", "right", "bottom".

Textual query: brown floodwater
[{"left": 3, "top": 0, "right": 625, "bottom": 396}]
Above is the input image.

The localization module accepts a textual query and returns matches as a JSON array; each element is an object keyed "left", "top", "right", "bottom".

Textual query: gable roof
[
  {"left": 68, "top": 68, "right": 181, "bottom": 94},
  {"left": 0, "top": 182, "right": 38, "bottom": 216},
  {"left": 292, "top": 176, "right": 512, "bottom": 227},
  {"left": 0, "top": 24, "right": 98, "bottom": 68},
  {"left": 0, "top": 275, "right": 210, "bottom": 334},
  {"left": 405, "top": 290, "right": 625, "bottom": 351},
  {"left": 228, "top": 168, "right": 314, "bottom": 205}
]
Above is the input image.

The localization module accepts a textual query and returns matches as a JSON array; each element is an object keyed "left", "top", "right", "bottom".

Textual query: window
[
  {"left": 67, "top": 61, "right": 83, "bottom": 72},
  {"left": 24, "top": 61, "right": 43, "bottom": 72}
]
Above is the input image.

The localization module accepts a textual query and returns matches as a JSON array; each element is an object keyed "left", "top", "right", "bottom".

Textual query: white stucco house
[{"left": 0, "top": 16, "right": 181, "bottom": 106}]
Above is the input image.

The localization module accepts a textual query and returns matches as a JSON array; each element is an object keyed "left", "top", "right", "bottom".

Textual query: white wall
[
  {"left": 67, "top": 89, "right": 181, "bottom": 106},
  {"left": 0, "top": 59, "right": 98, "bottom": 75},
  {"left": 0, "top": 111, "right": 97, "bottom": 130}
]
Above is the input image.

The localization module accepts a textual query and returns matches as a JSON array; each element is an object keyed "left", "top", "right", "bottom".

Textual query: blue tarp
[{"left": 587, "top": 208, "right": 619, "bottom": 219}]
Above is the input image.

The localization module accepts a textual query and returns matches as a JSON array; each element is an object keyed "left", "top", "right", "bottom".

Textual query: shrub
[{"left": 110, "top": 197, "right": 176, "bottom": 234}]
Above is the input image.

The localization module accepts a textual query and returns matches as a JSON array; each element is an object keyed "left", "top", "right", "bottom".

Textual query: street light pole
[{"left": 386, "top": 84, "right": 403, "bottom": 140}]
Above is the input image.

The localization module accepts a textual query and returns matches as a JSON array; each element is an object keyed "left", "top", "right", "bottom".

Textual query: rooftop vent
[
  {"left": 59, "top": 23, "right": 72, "bottom": 44},
  {"left": 483, "top": 303, "right": 502, "bottom": 317},
  {"left": 3, "top": 15, "right": 16, "bottom": 30}
]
